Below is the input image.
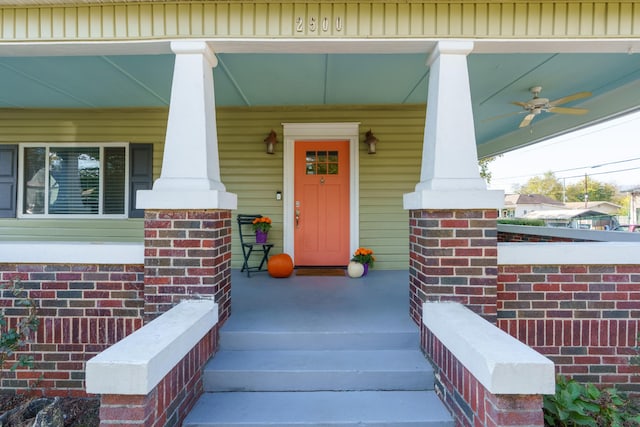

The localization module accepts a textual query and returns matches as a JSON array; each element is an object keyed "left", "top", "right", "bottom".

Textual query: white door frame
[{"left": 282, "top": 122, "right": 360, "bottom": 264}]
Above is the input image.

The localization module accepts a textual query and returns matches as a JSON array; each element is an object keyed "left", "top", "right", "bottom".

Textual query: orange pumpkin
[{"left": 267, "top": 253, "right": 294, "bottom": 278}]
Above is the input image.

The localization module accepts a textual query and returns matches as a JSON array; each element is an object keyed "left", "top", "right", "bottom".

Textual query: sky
[{"left": 487, "top": 110, "right": 640, "bottom": 194}]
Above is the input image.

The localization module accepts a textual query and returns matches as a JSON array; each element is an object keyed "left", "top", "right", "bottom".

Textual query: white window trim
[{"left": 17, "top": 142, "right": 130, "bottom": 219}]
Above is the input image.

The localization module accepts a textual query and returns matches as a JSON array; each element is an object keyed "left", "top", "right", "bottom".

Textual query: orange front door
[{"left": 294, "top": 140, "right": 350, "bottom": 266}]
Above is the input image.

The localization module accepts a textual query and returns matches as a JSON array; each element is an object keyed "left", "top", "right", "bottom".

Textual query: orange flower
[
  {"left": 252, "top": 216, "right": 272, "bottom": 232},
  {"left": 351, "top": 247, "right": 375, "bottom": 267}
]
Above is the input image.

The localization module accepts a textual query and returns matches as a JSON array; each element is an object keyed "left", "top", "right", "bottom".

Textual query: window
[
  {"left": 305, "top": 150, "right": 339, "bottom": 175},
  {"left": 19, "top": 144, "right": 127, "bottom": 217},
  {"left": 1, "top": 143, "right": 152, "bottom": 219}
]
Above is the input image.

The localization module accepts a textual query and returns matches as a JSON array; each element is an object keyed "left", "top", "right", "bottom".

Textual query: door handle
[{"left": 295, "top": 209, "right": 300, "bottom": 227}]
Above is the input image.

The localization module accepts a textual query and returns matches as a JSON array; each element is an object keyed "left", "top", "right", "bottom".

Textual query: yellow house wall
[
  {"left": 0, "top": 104, "right": 426, "bottom": 270},
  {"left": 1, "top": 1, "right": 638, "bottom": 41}
]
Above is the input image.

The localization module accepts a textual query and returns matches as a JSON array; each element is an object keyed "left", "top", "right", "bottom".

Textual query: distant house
[
  {"left": 502, "top": 194, "right": 564, "bottom": 218},
  {"left": 503, "top": 194, "right": 622, "bottom": 221},
  {"left": 564, "top": 201, "right": 621, "bottom": 215}
]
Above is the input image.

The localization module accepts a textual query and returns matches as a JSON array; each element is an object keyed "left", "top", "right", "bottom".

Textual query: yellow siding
[
  {"left": 0, "top": 104, "right": 426, "bottom": 269},
  {"left": 0, "top": 108, "right": 166, "bottom": 242},
  {"left": 0, "top": 108, "right": 167, "bottom": 179},
  {"left": 0, "top": 2, "right": 639, "bottom": 41},
  {"left": 217, "top": 105, "right": 425, "bottom": 270},
  {"left": 0, "top": 219, "right": 144, "bottom": 242}
]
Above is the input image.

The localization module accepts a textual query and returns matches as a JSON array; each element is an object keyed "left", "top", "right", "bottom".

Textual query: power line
[
  {"left": 492, "top": 157, "right": 640, "bottom": 181},
  {"left": 561, "top": 166, "right": 640, "bottom": 180}
]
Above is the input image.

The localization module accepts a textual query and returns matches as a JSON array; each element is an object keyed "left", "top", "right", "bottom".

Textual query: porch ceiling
[{"left": 0, "top": 45, "right": 639, "bottom": 157}]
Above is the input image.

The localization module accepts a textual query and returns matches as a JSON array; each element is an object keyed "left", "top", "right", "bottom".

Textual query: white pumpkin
[{"left": 347, "top": 261, "right": 364, "bottom": 278}]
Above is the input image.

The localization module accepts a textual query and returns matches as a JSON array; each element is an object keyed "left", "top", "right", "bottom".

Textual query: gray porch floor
[{"left": 227, "top": 269, "right": 416, "bottom": 334}]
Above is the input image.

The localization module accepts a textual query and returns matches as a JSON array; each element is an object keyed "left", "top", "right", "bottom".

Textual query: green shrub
[
  {"left": 498, "top": 218, "right": 547, "bottom": 226},
  {"left": 0, "top": 279, "right": 39, "bottom": 375},
  {"left": 543, "top": 376, "right": 640, "bottom": 427}
]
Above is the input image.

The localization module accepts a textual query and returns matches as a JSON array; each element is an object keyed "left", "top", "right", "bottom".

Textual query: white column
[
  {"left": 404, "top": 41, "right": 503, "bottom": 210},
  {"left": 137, "top": 41, "right": 237, "bottom": 210}
]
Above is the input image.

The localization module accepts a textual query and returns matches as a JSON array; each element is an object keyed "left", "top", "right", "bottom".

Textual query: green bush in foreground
[{"left": 543, "top": 376, "right": 640, "bottom": 427}]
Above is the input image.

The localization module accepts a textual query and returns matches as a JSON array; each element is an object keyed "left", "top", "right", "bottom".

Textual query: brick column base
[
  {"left": 143, "top": 209, "right": 232, "bottom": 323},
  {"left": 409, "top": 209, "right": 498, "bottom": 325}
]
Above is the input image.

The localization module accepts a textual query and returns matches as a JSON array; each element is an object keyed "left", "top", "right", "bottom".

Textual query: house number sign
[{"left": 296, "top": 16, "right": 343, "bottom": 33}]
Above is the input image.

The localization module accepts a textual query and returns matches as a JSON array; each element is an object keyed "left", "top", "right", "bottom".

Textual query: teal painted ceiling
[{"left": 0, "top": 52, "right": 639, "bottom": 156}]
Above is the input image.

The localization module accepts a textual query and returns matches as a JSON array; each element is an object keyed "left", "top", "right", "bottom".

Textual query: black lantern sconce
[
  {"left": 264, "top": 130, "right": 278, "bottom": 155},
  {"left": 364, "top": 130, "right": 379, "bottom": 154}
]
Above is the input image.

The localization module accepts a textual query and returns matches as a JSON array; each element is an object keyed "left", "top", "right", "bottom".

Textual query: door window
[{"left": 305, "top": 150, "right": 339, "bottom": 175}]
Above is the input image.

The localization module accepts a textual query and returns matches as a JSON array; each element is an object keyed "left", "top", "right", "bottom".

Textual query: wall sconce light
[
  {"left": 264, "top": 130, "right": 278, "bottom": 155},
  {"left": 364, "top": 130, "right": 379, "bottom": 154}
]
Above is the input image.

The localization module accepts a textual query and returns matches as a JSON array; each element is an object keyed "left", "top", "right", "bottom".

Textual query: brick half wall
[
  {"left": 98, "top": 327, "right": 217, "bottom": 427},
  {"left": 422, "top": 302, "right": 551, "bottom": 427},
  {"left": 0, "top": 263, "right": 144, "bottom": 396},
  {"left": 424, "top": 328, "right": 545, "bottom": 427},
  {"left": 498, "top": 264, "right": 640, "bottom": 393}
]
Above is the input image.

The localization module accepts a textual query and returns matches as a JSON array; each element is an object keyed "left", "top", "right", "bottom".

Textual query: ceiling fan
[{"left": 511, "top": 86, "right": 591, "bottom": 128}]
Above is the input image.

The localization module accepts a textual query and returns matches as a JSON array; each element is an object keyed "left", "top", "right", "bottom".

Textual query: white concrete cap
[
  {"left": 86, "top": 299, "right": 218, "bottom": 395},
  {"left": 499, "top": 241, "right": 640, "bottom": 265},
  {"left": 403, "top": 189, "right": 504, "bottom": 210},
  {"left": 136, "top": 189, "right": 237, "bottom": 210},
  {"left": 0, "top": 242, "right": 143, "bottom": 264},
  {"left": 423, "top": 302, "right": 555, "bottom": 395}
]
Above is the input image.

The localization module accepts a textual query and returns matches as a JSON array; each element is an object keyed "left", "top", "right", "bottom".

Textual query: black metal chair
[{"left": 237, "top": 214, "right": 274, "bottom": 277}]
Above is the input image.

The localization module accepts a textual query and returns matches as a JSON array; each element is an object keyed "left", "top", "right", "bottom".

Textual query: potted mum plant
[
  {"left": 252, "top": 216, "right": 272, "bottom": 243},
  {"left": 349, "top": 247, "right": 375, "bottom": 277}
]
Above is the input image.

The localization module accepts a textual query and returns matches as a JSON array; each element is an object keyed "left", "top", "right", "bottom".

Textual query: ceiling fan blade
[
  {"left": 511, "top": 101, "right": 529, "bottom": 108},
  {"left": 519, "top": 113, "right": 535, "bottom": 128},
  {"left": 548, "top": 106, "right": 589, "bottom": 115},
  {"left": 548, "top": 91, "right": 591, "bottom": 107}
]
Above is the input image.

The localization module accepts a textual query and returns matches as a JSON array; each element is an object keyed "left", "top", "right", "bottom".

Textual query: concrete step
[
  {"left": 183, "top": 391, "right": 454, "bottom": 427},
  {"left": 204, "top": 349, "right": 434, "bottom": 392},
  {"left": 219, "top": 330, "right": 420, "bottom": 351}
]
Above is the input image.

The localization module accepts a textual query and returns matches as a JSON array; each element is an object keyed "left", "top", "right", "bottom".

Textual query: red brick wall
[
  {"left": 98, "top": 327, "right": 217, "bottom": 427},
  {"left": 143, "top": 209, "right": 232, "bottom": 323},
  {"left": 0, "top": 263, "right": 144, "bottom": 396},
  {"left": 409, "top": 209, "right": 498, "bottom": 325},
  {"left": 498, "top": 264, "right": 640, "bottom": 393},
  {"left": 422, "top": 324, "right": 544, "bottom": 427}
]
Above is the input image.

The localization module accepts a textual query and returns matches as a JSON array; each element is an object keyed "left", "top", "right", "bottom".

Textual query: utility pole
[{"left": 584, "top": 173, "right": 588, "bottom": 208}]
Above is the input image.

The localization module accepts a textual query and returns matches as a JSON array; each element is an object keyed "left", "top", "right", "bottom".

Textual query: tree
[
  {"left": 565, "top": 177, "right": 619, "bottom": 204},
  {"left": 479, "top": 156, "right": 500, "bottom": 184},
  {"left": 517, "top": 171, "right": 564, "bottom": 201}
]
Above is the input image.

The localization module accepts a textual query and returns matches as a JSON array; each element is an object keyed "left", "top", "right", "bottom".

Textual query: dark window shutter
[
  {"left": 129, "top": 144, "right": 153, "bottom": 218},
  {"left": 0, "top": 145, "right": 18, "bottom": 218}
]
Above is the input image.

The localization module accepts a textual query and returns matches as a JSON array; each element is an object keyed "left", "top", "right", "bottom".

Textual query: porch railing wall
[
  {"left": 0, "top": 261, "right": 144, "bottom": 396},
  {"left": 1, "top": 225, "right": 639, "bottom": 425},
  {"left": 496, "top": 237, "right": 640, "bottom": 394}
]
